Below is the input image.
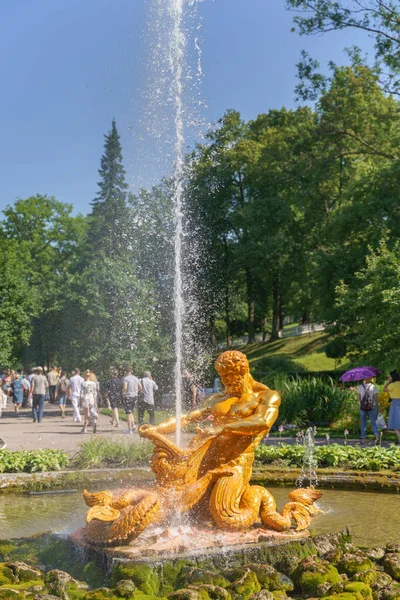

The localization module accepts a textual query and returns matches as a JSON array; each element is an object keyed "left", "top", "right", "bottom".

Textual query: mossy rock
[
  {"left": 167, "top": 588, "right": 211, "bottom": 600},
  {"left": 0, "top": 544, "right": 18, "bottom": 562},
  {"left": 271, "top": 592, "right": 287, "bottom": 600},
  {"left": 379, "top": 582, "right": 400, "bottom": 599},
  {"left": 0, "top": 589, "right": 23, "bottom": 598},
  {"left": 351, "top": 571, "right": 377, "bottom": 586},
  {"left": 337, "top": 554, "right": 375, "bottom": 577},
  {"left": 365, "top": 548, "right": 385, "bottom": 562},
  {"left": 6, "top": 562, "right": 42, "bottom": 583},
  {"left": 226, "top": 569, "right": 261, "bottom": 600},
  {"left": 386, "top": 546, "right": 400, "bottom": 555},
  {"left": 383, "top": 554, "right": 400, "bottom": 581},
  {"left": 293, "top": 556, "right": 342, "bottom": 597},
  {"left": 114, "top": 579, "right": 136, "bottom": 598},
  {"left": 189, "top": 584, "right": 231, "bottom": 600},
  {"left": 322, "top": 594, "right": 362, "bottom": 600},
  {"left": 83, "top": 589, "right": 119, "bottom": 600},
  {"left": 344, "top": 582, "right": 373, "bottom": 600},
  {"left": 33, "top": 595, "right": 60, "bottom": 600},
  {"left": 180, "top": 569, "right": 230, "bottom": 590},
  {"left": 249, "top": 591, "right": 274, "bottom": 600},
  {"left": 225, "top": 566, "right": 276, "bottom": 592},
  {"left": 372, "top": 571, "right": 393, "bottom": 590},
  {"left": 0, "top": 565, "right": 17, "bottom": 586},
  {"left": 111, "top": 565, "right": 159, "bottom": 597}
]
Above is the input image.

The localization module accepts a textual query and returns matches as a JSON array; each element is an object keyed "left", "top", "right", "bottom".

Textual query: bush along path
[
  {"left": 255, "top": 443, "right": 400, "bottom": 471},
  {"left": 0, "top": 528, "right": 400, "bottom": 599}
]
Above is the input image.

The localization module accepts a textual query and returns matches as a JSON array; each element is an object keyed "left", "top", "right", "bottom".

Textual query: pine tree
[{"left": 88, "top": 119, "right": 128, "bottom": 257}]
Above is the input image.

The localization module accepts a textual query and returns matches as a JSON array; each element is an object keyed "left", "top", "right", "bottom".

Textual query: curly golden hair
[{"left": 214, "top": 350, "right": 249, "bottom": 379}]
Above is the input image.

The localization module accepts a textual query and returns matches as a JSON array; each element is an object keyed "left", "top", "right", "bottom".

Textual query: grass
[
  {"left": 73, "top": 436, "right": 152, "bottom": 469},
  {"left": 235, "top": 331, "right": 351, "bottom": 376}
]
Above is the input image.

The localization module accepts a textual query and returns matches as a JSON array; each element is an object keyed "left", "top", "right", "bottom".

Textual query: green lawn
[{"left": 235, "top": 331, "right": 351, "bottom": 375}]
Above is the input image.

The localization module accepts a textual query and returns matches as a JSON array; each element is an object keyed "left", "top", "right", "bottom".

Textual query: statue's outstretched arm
[
  {"left": 222, "top": 390, "right": 280, "bottom": 436},
  {"left": 140, "top": 406, "right": 211, "bottom": 436}
]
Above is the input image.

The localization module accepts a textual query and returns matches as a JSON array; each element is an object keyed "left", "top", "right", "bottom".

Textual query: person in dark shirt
[{"left": 104, "top": 368, "right": 122, "bottom": 427}]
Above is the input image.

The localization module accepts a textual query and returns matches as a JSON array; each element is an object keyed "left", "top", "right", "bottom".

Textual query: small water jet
[{"left": 296, "top": 426, "right": 318, "bottom": 489}]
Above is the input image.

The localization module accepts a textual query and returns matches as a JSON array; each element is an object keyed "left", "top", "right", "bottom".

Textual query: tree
[
  {"left": 0, "top": 240, "right": 37, "bottom": 366},
  {"left": 335, "top": 240, "right": 400, "bottom": 370},
  {"left": 0, "top": 195, "right": 85, "bottom": 367},
  {"left": 88, "top": 118, "right": 128, "bottom": 257},
  {"left": 287, "top": 0, "right": 400, "bottom": 94}
]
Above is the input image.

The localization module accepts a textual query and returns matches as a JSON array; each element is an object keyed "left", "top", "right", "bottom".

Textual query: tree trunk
[
  {"left": 246, "top": 268, "right": 255, "bottom": 344},
  {"left": 279, "top": 296, "right": 284, "bottom": 331},
  {"left": 271, "top": 278, "right": 281, "bottom": 341}
]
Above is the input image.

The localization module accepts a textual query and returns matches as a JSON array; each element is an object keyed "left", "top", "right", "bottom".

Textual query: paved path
[
  {"left": 0, "top": 402, "right": 146, "bottom": 453},
  {"left": 0, "top": 402, "right": 393, "bottom": 453}
]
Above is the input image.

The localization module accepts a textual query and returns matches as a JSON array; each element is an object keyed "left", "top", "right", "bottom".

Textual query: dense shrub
[
  {"left": 263, "top": 374, "right": 354, "bottom": 426},
  {"left": 255, "top": 442, "right": 400, "bottom": 471},
  {"left": 0, "top": 449, "right": 69, "bottom": 473}
]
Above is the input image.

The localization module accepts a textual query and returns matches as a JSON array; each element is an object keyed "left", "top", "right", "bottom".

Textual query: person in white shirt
[
  {"left": 69, "top": 368, "right": 84, "bottom": 423},
  {"left": 122, "top": 368, "right": 142, "bottom": 434},
  {"left": 138, "top": 371, "right": 158, "bottom": 427}
]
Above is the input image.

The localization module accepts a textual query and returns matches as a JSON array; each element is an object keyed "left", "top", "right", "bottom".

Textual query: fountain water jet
[{"left": 170, "top": 0, "right": 185, "bottom": 448}]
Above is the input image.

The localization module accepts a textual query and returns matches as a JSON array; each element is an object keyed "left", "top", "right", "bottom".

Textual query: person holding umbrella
[
  {"left": 340, "top": 367, "right": 381, "bottom": 444},
  {"left": 383, "top": 370, "right": 400, "bottom": 445}
]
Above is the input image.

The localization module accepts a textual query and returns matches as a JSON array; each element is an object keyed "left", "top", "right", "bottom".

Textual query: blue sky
[{"left": 0, "top": 0, "right": 374, "bottom": 215}]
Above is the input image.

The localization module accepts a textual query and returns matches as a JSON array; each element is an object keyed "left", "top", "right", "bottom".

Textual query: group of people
[
  {"left": 0, "top": 365, "right": 159, "bottom": 435},
  {"left": 357, "top": 370, "right": 400, "bottom": 444}
]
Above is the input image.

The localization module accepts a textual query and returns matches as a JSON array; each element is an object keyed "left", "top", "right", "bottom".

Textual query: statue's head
[{"left": 215, "top": 351, "right": 250, "bottom": 395}]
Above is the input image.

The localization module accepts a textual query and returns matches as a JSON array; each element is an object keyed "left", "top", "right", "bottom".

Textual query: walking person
[
  {"left": 56, "top": 371, "right": 70, "bottom": 419},
  {"left": 383, "top": 370, "right": 400, "bottom": 445},
  {"left": 21, "top": 373, "right": 30, "bottom": 407},
  {"left": 138, "top": 370, "right": 158, "bottom": 427},
  {"left": 122, "top": 367, "right": 141, "bottom": 434},
  {"left": 47, "top": 366, "right": 59, "bottom": 404},
  {"left": 357, "top": 377, "right": 380, "bottom": 443},
  {"left": 11, "top": 372, "right": 24, "bottom": 413},
  {"left": 183, "top": 369, "right": 198, "bottom": 410},
  {"left": 104, "top": 368, "right": 122, "bottom": 428},
  {"left": 31, "top": 367, "right": 48, "bottom": 423},
  {"left": 69, "top": 369, "right": 84, "bottom": 423},
  {"left": 79, "top": 370, "right": 98, "bottom": 434}
]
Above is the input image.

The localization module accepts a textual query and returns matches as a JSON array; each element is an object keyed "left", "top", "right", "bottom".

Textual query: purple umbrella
[{"left": 339, "top": 366, "right": 381, "bottom": 382}]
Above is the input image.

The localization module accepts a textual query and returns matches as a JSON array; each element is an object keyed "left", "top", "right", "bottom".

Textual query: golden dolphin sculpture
[{"left": 83, "top": 350, "right": 321, "bottom": 545}]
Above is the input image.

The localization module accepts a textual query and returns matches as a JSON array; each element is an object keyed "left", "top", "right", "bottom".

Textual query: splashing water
[
  {"left": 168, "top": 0, "right": 185, "bottom": 446},
  {"left": 296, "top": 426, "right": 318, "bottom": 488},
  {"left": 142, "top": 0, "right": 205, "bottom": 446}
]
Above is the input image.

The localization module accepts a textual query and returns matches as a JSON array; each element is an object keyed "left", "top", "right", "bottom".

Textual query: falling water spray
[{"left": 170, "top": 0, "right": 185, "bottom": 447}]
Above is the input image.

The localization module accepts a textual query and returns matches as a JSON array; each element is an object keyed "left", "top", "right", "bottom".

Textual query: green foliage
[
  {"left": 255, "top": 442, "right": 400, "bottom": 471},
  {"left": 287, "top": 0, "right": 400, "bottom": 95},
  {"left": 335, "top": 241, "right": 400, "bottom": 371},
  {"left": 73, "top": 436, "right": 152, "bottom": 469},
  {"left": 325, "top": 338, "right": 347, "bottom": 361},
  {"left": 0, "top": 449, "right": 69, "bottom": 473},
  {"left": 264, "top": 374, "right": 352, "bottom": 426}
]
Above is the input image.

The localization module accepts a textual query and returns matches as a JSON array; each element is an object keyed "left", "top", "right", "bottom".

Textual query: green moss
[
  {"left": 383, "top": 553, "right": 400, "bottom": 581},
  {"left": 111, "top": 564, "right": 159, "bottom": 596},
  {"left": 226, "top": 569, "right": 261, "bottom": 600},
  {"left": 168, "top": 588, "right": 211, "bottom": 600},
  {"left": 180, "top": 569, "right": 230, "bottom": 590},
  {"left": 0, "top": 589, "right": 24, "bottom": 598},
  {"left": 344, "top": 582, "right": 373, "bottom": 600},
  {"left": 271, "top": 591, "right": 287, "bottom": 600},
  {"left": 0, "top": 544, "right": 18, "bottom": 561},
  {"left": 0, "top": 565, "right": 15, "bottom": 586},
  {"left": 322, "top": 594, "right": 362, "bottom": 600},
  {"left": 189, "top": 584, "right": 231, "bottom": 600},
  {"left": 84, "top": 588, "right": 119, "bottom": 600},
  {"left": 351, "top": 570, "right": 377, "bottom": 586},
  {"left": 338, "top": 555, "right": 374, "bottom": 577}
]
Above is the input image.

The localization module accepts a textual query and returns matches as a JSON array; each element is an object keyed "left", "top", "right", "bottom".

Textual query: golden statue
[{"left": 83, "top": 351, "right": 321, "bottom": 546}]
